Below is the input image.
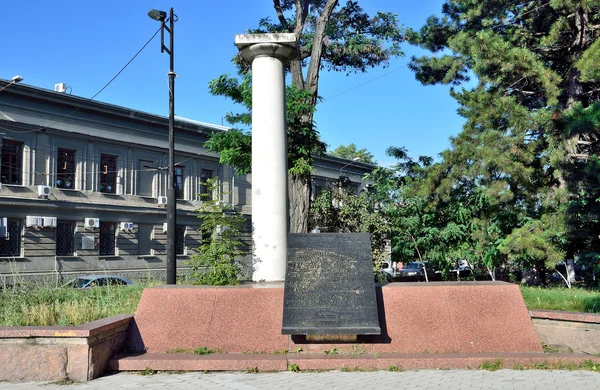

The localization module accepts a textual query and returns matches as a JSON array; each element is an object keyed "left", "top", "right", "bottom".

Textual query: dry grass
[{"left": 0, "top": 280, "right": 158, "bottom": 326}]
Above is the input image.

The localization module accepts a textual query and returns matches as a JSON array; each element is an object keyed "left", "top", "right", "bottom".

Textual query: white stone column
[{"left": 235, "top": 34, "right": 297, "bottom": 282}]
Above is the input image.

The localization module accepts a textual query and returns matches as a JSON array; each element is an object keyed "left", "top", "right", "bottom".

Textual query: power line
[{"left": 0, "top": 26, "right": 161, "bottom": 135}]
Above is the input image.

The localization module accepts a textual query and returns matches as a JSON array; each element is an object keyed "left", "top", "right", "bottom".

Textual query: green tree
[
  {"left": 329, "top": 143, "right": 375, "bottom": 164},
  {"left": 187, "top": 178, "right": 247, "bottom": 285},
  {"left": 407, "top": 0, "right": 600, "bottom": 277},
  {"left": 207, "top": 0, "right": 404, "bottom": 233}
]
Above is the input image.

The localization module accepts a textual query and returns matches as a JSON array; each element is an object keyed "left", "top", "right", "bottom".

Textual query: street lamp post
[
  {"left": 339, "top": 157, "right": 360, "bottom": 178},
  {"left": 148, "top": 8, "right": 177, "bottom": 284},
  {"left": 0, "top": 75, "right": 24, "bottom": 93}
]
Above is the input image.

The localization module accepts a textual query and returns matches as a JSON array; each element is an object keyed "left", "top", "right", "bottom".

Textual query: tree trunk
[{"left": 288, "top": 174, "right": 310, "bottom": 233}]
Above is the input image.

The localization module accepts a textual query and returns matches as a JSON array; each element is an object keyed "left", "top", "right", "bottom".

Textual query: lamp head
[
  {"left": 148, "top": 9, "right": 167, "bottom": 21},
  {"left": 11, "top": 75, "right": 23, "bottom": 83}
]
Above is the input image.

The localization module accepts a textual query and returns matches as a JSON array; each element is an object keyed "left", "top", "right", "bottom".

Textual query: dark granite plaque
[{"left": 281, "top": 233, "right": 381, "bottom": 335}]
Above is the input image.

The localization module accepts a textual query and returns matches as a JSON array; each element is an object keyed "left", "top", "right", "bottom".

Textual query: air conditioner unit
[
  {"left": 38, "top": 185, "right": 52, "bottom": 198},
  {"left": 42, "top": 217, "right": 57, "bottom": 228},
  {"left": 26, "top": 216, "right": 43, "bottom": 228},
  {"left": 85, "top": 218, "right": 100, "bottom": 229},
  {"left": 0, "top": 218, "right": 7, "bottom": 239},
  {"left": 162, "top": 222, "right": 168, "bottom": 233},
  {"left": 54, "top": 83, "right": 67, "bottom": 93},
  {"left": 157, "top": 196, "right": 168, "bottom": 206},
  {"left": 120, "top": 222, "right": 134, "bottom": 232}
]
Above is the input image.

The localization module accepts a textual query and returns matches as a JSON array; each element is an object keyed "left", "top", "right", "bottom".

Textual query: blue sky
[{"left": 2, "top": 0, "right": 465, "bottom": 167}]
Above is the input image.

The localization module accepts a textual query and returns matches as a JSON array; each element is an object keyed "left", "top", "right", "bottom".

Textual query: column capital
[{"left": 235, "top": 33, "right": 298, "bottom": 63}]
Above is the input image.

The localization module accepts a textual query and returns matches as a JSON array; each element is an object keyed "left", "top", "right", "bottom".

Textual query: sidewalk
[{"left": 3, "top": 370, "right": 599, "bottom": 390}]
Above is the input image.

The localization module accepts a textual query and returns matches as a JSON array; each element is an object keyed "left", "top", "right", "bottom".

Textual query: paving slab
[{"left": 2, "top": 370, "right": 599, "bottom": 390}]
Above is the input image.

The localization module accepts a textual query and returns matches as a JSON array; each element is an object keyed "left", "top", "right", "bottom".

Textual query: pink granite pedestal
[{"left": 128, "top": 281, "right": 542, "bottom": 355}]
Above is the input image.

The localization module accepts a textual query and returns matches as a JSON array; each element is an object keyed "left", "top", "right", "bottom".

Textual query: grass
[
  {"left": 0, "top": 280, "right": 157, "bottom": 326},
  {"left": 520, "top": 286, "right": 600, "bottom": 313},
  {"left": 2, "top": 280, "right": 599, "bottom": 327}
]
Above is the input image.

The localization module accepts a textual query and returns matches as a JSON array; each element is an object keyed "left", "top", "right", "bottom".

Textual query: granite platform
[{"left": 127, "top": 281, "right": 542, "bottom": 355}]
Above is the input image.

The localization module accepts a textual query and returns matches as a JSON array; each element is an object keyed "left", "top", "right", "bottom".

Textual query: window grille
[
  {"left": 176, "top": 225, "right": 185, "bottom": 255},
  {"left": 99, "top": 155, "right": 117, "bottom": 193},
  {"left": 1, "top": 139, "right": 23, "bottom": 185},
  {"left": 0, "top": 220, "right": 21, "bottom": 257},
  {"left": 99, "top": 222, "right": 116, "bottom": 256},
  {"left": 56, "top": 148, "right": 76, "bottom": 189},
  {"left": 56, "top": 221, "right": 75, "bottom": 256},
  {"left": 200, "top": 169, "right": 213, "bottom": 201},
  {"left": 174, "top": 166, "right": 184, "bottom": 199}
]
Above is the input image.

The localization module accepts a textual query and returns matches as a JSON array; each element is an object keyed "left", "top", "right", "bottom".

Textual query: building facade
[{"left": 0, "top": 79, "right": 374, "bottom": 284}]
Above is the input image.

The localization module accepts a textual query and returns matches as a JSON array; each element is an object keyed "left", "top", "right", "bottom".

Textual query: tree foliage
[
  {"left": 398, "top": 0, "right": 600, "bottom": 282},
  {"left": 207, "top": 0, "right": 404, "bottom": 233},
  {"left": 188, "top": 178, "right": 247, "bottom": 285},
  {"left": 329, "top": 143, "right": 375, "bottom": 163}
]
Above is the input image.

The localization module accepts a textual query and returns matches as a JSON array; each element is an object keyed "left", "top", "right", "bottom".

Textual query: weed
[
  {"left": 580, "top": 360, "right": 600, "bottom": 371},
  {"left": 167, "top": 348, "right": 190, "bottom": 354},
  {"left": 49, "top": 378, "right": 77, "bottom": 385},
  {"left": 193, "top": 346, "right": 216, "bottom": 355},
  {"left": 351, "top": 345, "right": 366, "bottom": 356},
  {"left": 541, "top": 342, "right": 560, "bottom": 353},
  {"left": 480, "top": 360, "right": 503, "bottom": 371},
  {"left": 512, "top": 363, "right": 525, "bottom": 370},
  {"left": 422, "top": 349, "right": 430, "bottom": 354},
  {"left": 387, "top": 365, "right": 401, "bottom": 372},
  {"left": 533, "top": 361, "right": 550, "bottom": 370},
  {"left": 295, "top": 347, "right": 303, "bottom": 353},
  {"left": 288, "top": 363, "right": 300, "bottom": 372},
  {"left": 340, "top": 366, "right": 367, "bottom": 372},
  {"left": 137, "top": 368, "right": 156, "bottom": 376},
  {"left": 324, "top": 348, "right": 339, "bottom": 355},
  {"left": 273, "top": 349, "right": 289, "bottom": 354},
  {"left": 246, "top": 367, "right": 259, "bottom": 373}
]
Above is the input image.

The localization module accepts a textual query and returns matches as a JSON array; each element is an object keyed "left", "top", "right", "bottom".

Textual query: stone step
[{"left": 111, "top": 352, "right": 600, "bottom": 372}]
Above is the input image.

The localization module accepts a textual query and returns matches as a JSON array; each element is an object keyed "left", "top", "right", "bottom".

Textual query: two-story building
[{"left": 0, "top": 79, "right": 375, "bottom": 284}]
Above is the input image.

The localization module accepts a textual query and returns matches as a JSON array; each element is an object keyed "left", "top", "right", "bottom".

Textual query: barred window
[
  {"left": 176, "top": 225, "right": 186, "bottom": 255},
  {"left": 99, "top": 155, "right": 117, "bottom": 194},
  {"left": 1, "top": 139, "right": 23, "bottom": 185},
  {"left": 200, "top": 169, "right": 213, "bottom": 201},
  {"left": 174, "top": 166, "right": 184, "bottom": 199},
  {"left": 99, "top": 222, "right": 116, "bottom": 256},
  {"left": 56, "top": 221, "right": 75, "bottom": 256},
  {"left": 56, "top": 148, "right": 76, "bottom": 189},
  {"left": 0, "top": 219, "right": 21, "bottom": 257}
]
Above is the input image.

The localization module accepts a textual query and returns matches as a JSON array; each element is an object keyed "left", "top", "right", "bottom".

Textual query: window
[
  {"left": 138, "top": 224, "right": 153, "bottom": 256},
  {"left": 56, "top": 148, "right": 76, "bottom": 189},
  {"left": 99, "top": 155, "right": 117, "bottom": 194},
  {"left": 174, "top": 166, "right": 184, "bottom": 199},
  {"left": 200, "top": 169, "right": 213, "bottom": 201},
  {"left": 0, "top": 219, "right": 21, "bottom": 257},
  {"left": 138, "top": 160, "right": 154, "bottom": 197},
  {"left": 1, "top": 139, "right": 23, "bottom": 185},
  {"left": 99, "top": 222, "right": 116, "bottom": 256},
  {"left": 56, "top": 221, "right": 75, "bottom": 256},
  {"left": 176, "top": 225, "right": 186, "bottom": 255}
]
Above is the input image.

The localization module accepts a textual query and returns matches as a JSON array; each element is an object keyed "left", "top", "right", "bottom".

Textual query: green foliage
[
  {"left": 187, "top": 178, "right": 246, "bottom": 286},
  {"left": 479, "top": 360, "right": 503, "bottom": 371},
  {"left": 329, "top": 143, "right": 375, "bottom": 164},
  {"left": 308, "top": 182, "right": 391, "bottom": 273},
  {"left": 204, "top": 129, "right": 252, "bottom": 176},
  {"left": 193, "top": 346, "right": 216, "bottom": 355},
  {"left": 0, "top": 279, "right": 153, "bottom": 326},
  {"left": 288, "top": 363, "right": 300, "bottom": 372},
  {"left": 520, "top": 286, "right": 600, "bottom": 313}
]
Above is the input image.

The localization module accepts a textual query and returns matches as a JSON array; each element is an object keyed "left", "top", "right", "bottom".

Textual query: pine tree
[{"left": 408, "top": 0, "right": 600, "bottom": 277}]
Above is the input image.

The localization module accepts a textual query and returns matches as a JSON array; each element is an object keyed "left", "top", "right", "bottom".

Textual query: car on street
[
  {"left": 64, "top": 275, "right": 133, "bottom": 288},
  {"left": 396, "top": 262, "right": 440, "bottom": 282}
]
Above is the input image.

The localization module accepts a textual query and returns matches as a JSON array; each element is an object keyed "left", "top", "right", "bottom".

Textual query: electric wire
[{"left": 0, "top": 26, "right": 161, "bottom": 135}]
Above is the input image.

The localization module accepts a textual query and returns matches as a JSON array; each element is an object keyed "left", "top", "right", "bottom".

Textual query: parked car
[
  {"left": 380, "top": 262, "right": 396, "bottom": 282},
  {"left": 64, "top": 275, "right": 133, "bottom": 288},
  {"left": 396, "top": 262, "right": 440, "bottom": 282}
]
